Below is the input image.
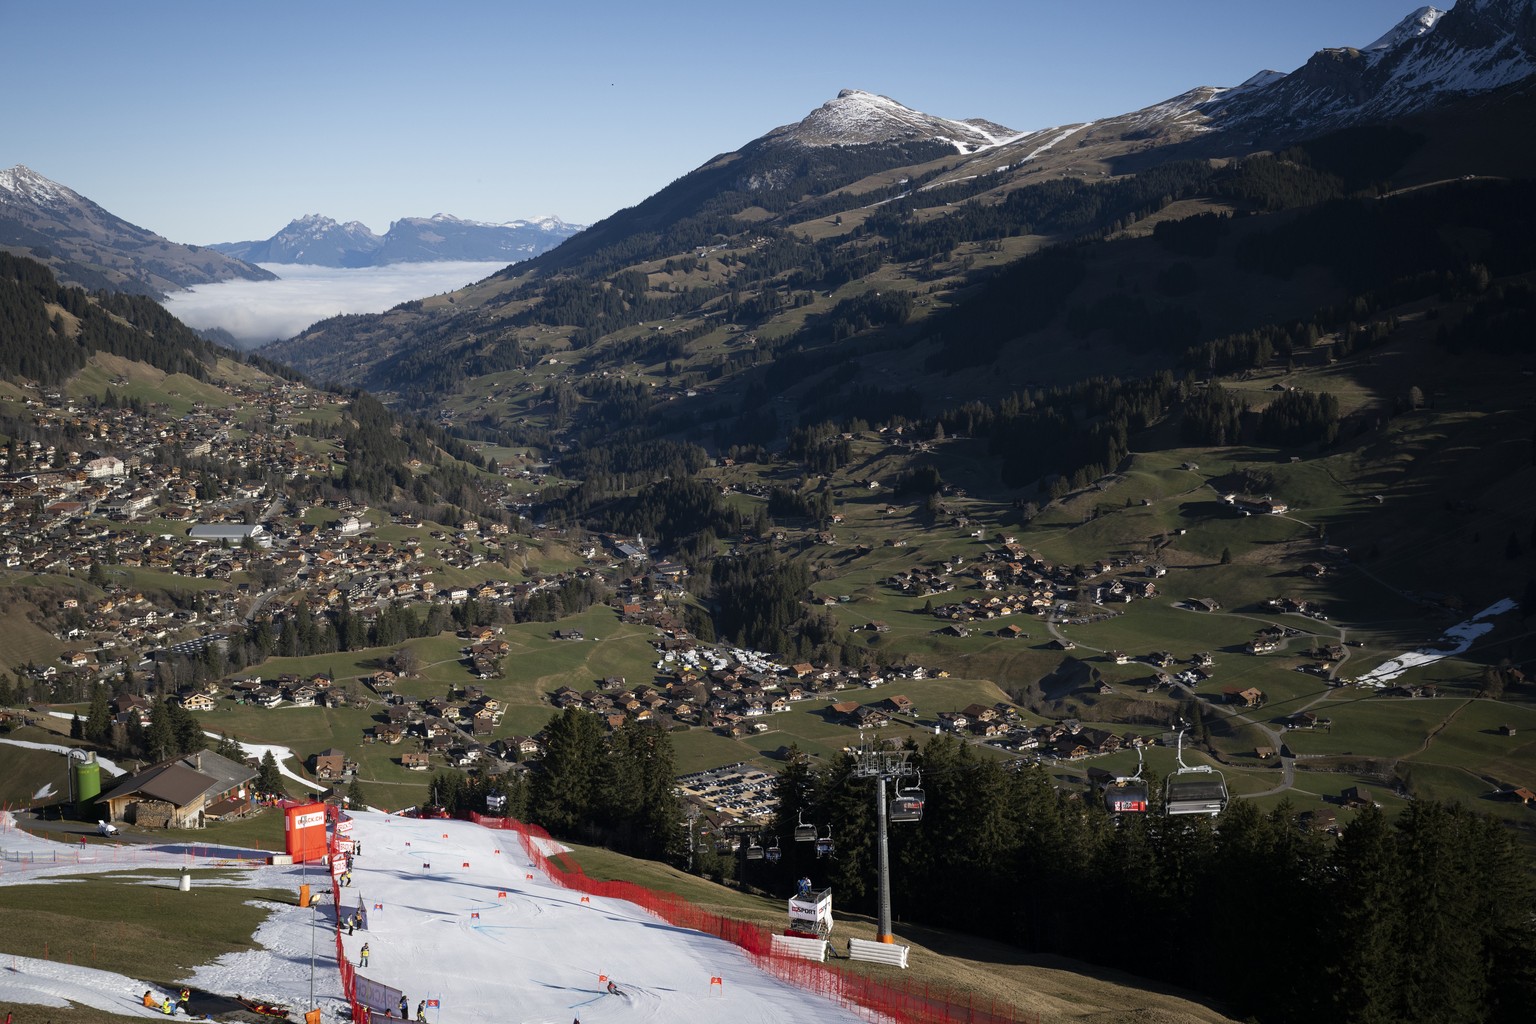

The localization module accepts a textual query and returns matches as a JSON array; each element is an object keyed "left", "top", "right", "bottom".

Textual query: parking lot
[{"left": 676, "top": 761, "right": 778, "bottom": 820}]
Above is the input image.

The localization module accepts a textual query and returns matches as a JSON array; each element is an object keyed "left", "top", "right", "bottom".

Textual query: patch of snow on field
[
  {"left": 1352, "top": 598, "right": 1516, "bottom": 687},
  {"left": 1, "top": 735, "right": 127, "bottom": 776},
  {"left": 0, "top": 953, "right": 180, "bottom": 1016},
  {"left": 212, "top": 735, "right": 322, "bottom": 792}
]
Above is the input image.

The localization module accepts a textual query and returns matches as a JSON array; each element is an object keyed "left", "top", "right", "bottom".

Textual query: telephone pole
[{"left": 850, "top": 739, "right": 915, "bottom": 944}]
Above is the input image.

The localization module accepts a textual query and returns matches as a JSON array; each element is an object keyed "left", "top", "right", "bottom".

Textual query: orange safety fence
[{"left": 466, "top": 812, "right": 1037, "bottom": 1024}]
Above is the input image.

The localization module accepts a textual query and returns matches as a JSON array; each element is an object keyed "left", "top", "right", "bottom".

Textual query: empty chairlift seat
[
  {"left": 1164, "top": 773, "right": 1228, "bottom": 816},
  {"left": 794, "top": 811, "right": 818, "bottom": 843}
]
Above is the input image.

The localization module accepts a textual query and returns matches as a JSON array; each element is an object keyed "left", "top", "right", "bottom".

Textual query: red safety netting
[
  {"left": 467, "top": 812, "right": 1038, "bottom": 1024},
  {"left": 326, "top": 806, "right": 366, "bottom": 1024}
]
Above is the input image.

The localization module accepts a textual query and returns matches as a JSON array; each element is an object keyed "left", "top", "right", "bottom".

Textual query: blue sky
[{"left": 1, "top": 0, "right": 1443, "bottom": 244}]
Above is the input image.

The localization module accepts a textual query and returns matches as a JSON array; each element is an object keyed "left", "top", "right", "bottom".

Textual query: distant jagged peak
[
  {"left": 283, "top": 213, "right": 375, "bottom": 234},
  {"left": 772, "top": 88, "right": 1015, "bottom": 153},
  {"left": 518, "top": 215, "right": 577, "bottom": 232},
  {"left": 395, "top": 212, "right": 580, "bottom": 233},
  {"left": 1363, "top": 5, "right": 1445, "bottom": 54},
  {"left": 0, "top": 164, "right": 80, "bottom": 205}
]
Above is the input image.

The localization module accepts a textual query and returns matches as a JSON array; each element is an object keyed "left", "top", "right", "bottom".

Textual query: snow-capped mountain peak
[
  {"left": 212, "top": 209, "right": 582, "bottom": 267},
  {"left": 0, "top": 164, "right": 79, "bottom": 207},
  {"left": 773, "top": 89, "right": 1015, "bottom": 153},
  {"left": 1364, "top": 6, "right": 1445, "bottom": 54},
  {"left": 1189, "top": 0, "right": 1536, "bottom": 138},
  {"left": 517, "top": 215, "right": 573, "bottom": 232},
  {"left": 420, "top": 212, "right": 575, "bottom": 233},
  {"left": 1, "top": 165, "right": 276, "bottom": 293}
]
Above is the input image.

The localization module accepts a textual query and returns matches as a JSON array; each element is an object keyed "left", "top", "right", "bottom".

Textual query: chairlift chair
[
  {"left": 814, "top": 826, "right": 835, "bottom": 857},
  {"left": 1164, "top": 729, "right": 1228, "bottom": 817},
  {"left": 1104, "top": 745, "right": 1150, "bottom": 815},
  {"left": 765, "top": 837, "right": 782, "bottom": 864},
  {"left": 888, "top": 772, "right": 926, "bottom": 823},
  {"left": 793, "top": 810, "right": 817, "bottom": 843},
  {"left": 745, "top": 836, "right": 765, "bottom": 860}
]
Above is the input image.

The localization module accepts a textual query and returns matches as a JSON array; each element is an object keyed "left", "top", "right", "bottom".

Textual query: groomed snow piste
[{"left": 0, "top": 810, "right": 872, "bottom": 1024}]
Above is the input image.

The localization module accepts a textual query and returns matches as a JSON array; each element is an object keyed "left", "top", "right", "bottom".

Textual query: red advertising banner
[{"left": 284, "top": 802, "right": 328, "bottom": 862}]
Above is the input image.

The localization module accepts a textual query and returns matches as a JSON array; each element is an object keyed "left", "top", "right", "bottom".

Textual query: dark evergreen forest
[{"left": 761, "top": 738, "right": 1536, "bottom": 1024}]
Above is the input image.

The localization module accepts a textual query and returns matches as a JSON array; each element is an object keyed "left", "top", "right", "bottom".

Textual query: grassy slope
[
  {"left": 553, "top": 840, "right": 1240, "bottom": 1024},
  {"left": 0, "top": 869, "right": 292, "bottom": 993}
]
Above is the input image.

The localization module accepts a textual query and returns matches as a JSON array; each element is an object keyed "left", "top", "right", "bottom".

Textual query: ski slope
[{"left": 0, "top": 810, "right": 872, "bottom": 1024}]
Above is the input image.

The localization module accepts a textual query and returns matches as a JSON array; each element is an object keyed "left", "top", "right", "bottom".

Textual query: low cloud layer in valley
[{"left": 162, "top": 261, "right": 507, "bottom": 348}]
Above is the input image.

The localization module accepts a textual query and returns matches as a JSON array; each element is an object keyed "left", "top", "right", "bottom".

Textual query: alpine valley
[{"left": 3, "top": 4, "right": 1536, "bottom": 1024}]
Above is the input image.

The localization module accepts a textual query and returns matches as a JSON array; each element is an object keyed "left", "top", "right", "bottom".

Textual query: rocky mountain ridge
[
  {"left": 0, "top": 164, "right": 274, "bottom": 297},
  {"left": 1195, "top": 0, "right": 1535, "bottom": 139},
  {"left": 212, "top": 211, "right": 583, "bottom": 268},
  {"left": 265, "top": 1, "right": 1536, "bottom": 403},
  {"left": 763, "top": 88, "right": 1016, "bottom": 152}
]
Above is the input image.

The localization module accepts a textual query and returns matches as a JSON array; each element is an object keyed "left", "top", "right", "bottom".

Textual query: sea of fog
[{"left": 162, "top": 261, "right": 509, "bottom": 348}]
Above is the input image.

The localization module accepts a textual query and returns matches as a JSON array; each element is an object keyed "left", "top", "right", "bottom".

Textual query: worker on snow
[
  {"left": 360, "top": 942, "right": 370, "bottom": 967},
  {"left": 143, "top": 991, "right": 157, "bottom": 1008},
  {"left": 416, "top": 1001, "right": 426, "bottom": 1022}
]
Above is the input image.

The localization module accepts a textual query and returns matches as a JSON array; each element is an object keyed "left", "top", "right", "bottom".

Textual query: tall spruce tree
[
  {"left": 528, "top": 708, "right": 607, "bottom": 839},
  {"left": 256, "top": 750, "right": 284, "bottom": 796},
  {"left": 84, "top": 683, "right": 111, "bottom": 745},
  {"left": 604, "top": 719, "right": 680, "bottom": 859},
  {"left": 143, "top": 703, "right": 175, "bottom": 762},
  {"left": 1325, "top": 805, "right": 1401, "bottom": 1024}
]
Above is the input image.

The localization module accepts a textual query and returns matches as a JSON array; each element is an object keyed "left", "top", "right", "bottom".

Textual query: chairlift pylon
[{"left": 1164, "top": 728, "right": 1228, "bottom": 817}]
